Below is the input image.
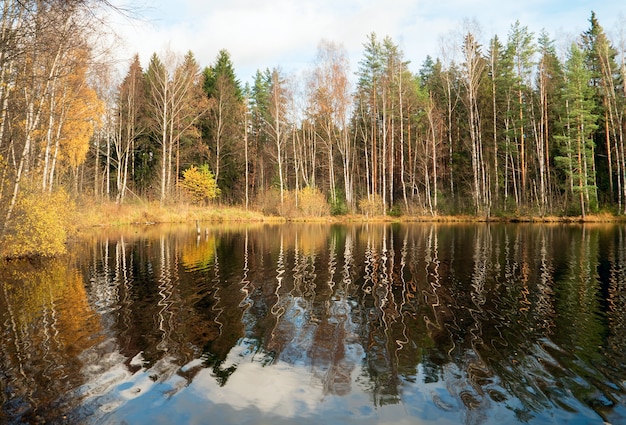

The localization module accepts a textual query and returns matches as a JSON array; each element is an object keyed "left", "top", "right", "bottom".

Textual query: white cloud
[{"left": 107, "top": 0, "right": 625, "bottom": 83}]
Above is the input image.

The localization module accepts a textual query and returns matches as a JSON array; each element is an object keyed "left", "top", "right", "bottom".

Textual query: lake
[{"left": 1, "top": 223, "right": 625, "bottom": 424}]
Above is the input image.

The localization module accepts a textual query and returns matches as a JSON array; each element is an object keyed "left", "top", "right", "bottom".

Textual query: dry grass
[
  {"left": 491, "top": 212, "right": 624, "bottom": 223},
  {"left": 74, "top": 200, "right": 282, "bottom": 229},
  {"left": 74, "top": 200, "right": 626, "bottom": 229}
]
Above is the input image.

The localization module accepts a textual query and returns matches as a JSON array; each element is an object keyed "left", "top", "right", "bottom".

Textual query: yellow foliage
[
  {"left": 0, "top": 257, "right": 103, "bottom": 370},
  {"left": 255, "top": 187, "right": 330, "bottom": 218},
  {"left": 180, "top": 165, "right": 221, "bottom": 205},
  {"left": 358, "top": 194, "right": 385, "bottom": 216},
  {"left": 1, "top": 257, "right": 93, "bottom": 325},
  {"left": 60, "top": 84, "right": 104, "bottom": 169},
  {"left": 1, "top": 187, "right": 75, "bottom": 258},
  {"left": 181, "top": 235, "right": 217, "bottom": 271},
  {"left": 298, "top": 186, "right": 330, "bottom": 217}
]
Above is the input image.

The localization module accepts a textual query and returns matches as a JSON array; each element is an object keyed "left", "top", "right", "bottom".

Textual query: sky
[{"left": 106, "top": 0, "right": 626, "bottom": 85}]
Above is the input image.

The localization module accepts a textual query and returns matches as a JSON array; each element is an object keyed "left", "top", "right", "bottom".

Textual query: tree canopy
[{"left": 2, "top": 5, "right": 626, "bottom": 256}]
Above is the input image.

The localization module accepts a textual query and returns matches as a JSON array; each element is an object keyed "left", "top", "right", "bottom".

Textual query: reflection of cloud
[
  {"left": 193, "top": 344, "right": 321, "bottom": 415},
  {"left": 73, "top": 322, "right": 532, "bottom": 425},
  {"left": 79, "top": 344, "right": 335, "bottom": 422},
  {"left": 69, "top": 223, "right": 626, "bottom": 425},
  {"left": 80, "top": 341, "right": 473, "bottom": 425}
]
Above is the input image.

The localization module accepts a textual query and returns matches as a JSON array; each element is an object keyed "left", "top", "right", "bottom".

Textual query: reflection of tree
[
  {"left": 0, "top": 258, "right": 100, "bottom": 423},
  {"left": 308, "top": 230, "right": 358, "bottom": 397},
  {"left": 266, "top": 229, "right": 291, "bottom": 355},
  {"left": 549, "top": 226, "right": 615, "bottom": 417},
  {"left": 80, "top": 229, "right": 238, "bottom": 382},
  {"left": 402, "top": 224, "right": 623, "bottom": 424},
  {"left": 603, "top": 227, "right": 626, "bottom": 423},
  {"left": 181, "top": 233, "right": 217, "bottom": 271},
  {"left": 273, "top": 230, "right": 320, "bottom": 367},
  {"left": 607, "top": 227, "right": 626, "bottom": 363},
  {"left": 362, "top": 226, "right": 402, "bottom": 405},
  {"left": 9, "top": 223, "right": 625, "bottom": 423}
]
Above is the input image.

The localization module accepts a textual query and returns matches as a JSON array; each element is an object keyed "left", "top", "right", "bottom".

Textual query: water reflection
[
  {"left": 0, "top": 257, "right": 102, "bottom": 423},
  {"left": 1, "top": 223, "right": 626, "bottom": 424}
]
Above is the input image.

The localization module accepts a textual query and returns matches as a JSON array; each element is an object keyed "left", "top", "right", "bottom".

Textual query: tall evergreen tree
[
  {"left": 555, "top": 43, "right": 599, "bottom": 218},
  {"left": 202, "top": 49, "right": 244, "bottom": 202},
  {"left": 354, "top": 33, "right": 384, "bottom": 209},
  {"left": 536, "top": 30, "right": 564, "bottom": 213},
  {"left": 582, "top": 11, "right": 624, "bottom": 210},
  {"left": 248, "top": 69, "right": 272, "bottom": 197},
  {"left": 505, "top": 20, "right": 536, "bottom": 205}
]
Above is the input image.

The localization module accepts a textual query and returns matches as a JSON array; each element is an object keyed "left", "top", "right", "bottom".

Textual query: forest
[{"left": 1, "top": 0, "right": 626, "bottom": 256}]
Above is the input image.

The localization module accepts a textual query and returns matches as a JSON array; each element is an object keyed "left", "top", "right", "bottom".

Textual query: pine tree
[
  {"left": 582, "top": 11, "right": 624, "bottom": 211},
  {"left": 505, "top": 21, "right": 536, "bottom": 205},
  {"left": 555, "top": 43, "right": 599, "bottom": 218},
  {"left": 536, "top": 30, "right": 564, "bottom": 213}
]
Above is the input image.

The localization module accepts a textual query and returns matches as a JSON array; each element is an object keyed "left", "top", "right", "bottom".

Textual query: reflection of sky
[
  {"left": 78, "top": 335, "right": 610, "bottom": 425},
  {"left": 193, "top": 344, "right": 322, "bottom": 415},
  {"left": 80, "top": 339, "right": 473, "bottom": 425},
  {"left": 70, "top": 225, "right": 626, "bottom": 425}
]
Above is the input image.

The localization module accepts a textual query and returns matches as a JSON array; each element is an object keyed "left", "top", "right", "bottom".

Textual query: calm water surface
[{"left": 1, "top": 223, "right": 626, "bottom": 424}]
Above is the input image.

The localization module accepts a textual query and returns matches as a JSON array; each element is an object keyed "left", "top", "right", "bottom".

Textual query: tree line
[{"left": 1, "top": 2, "right": 626, "bottom": 239}]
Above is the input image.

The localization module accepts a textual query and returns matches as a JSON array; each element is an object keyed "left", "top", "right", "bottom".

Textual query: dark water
[{"left": 1, "top": 223, "right": 626, "bottom": 424}]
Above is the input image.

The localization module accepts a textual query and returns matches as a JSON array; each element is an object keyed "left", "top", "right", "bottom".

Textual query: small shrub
[
  {"left": 358, "top": 194, "right": 384, "bottom": 217},
  {"left": 388, "top": 204, "right": 402, "bottom": 217},
  {"left": 1, "top": 187, "right": 75, "bottom": 258},
  {"left": 329, "top": 194, "right": 348, "bottom": 216},
  {"left": 256, "top": 187, "right": 330, "bottom": 218},
  {"left": 179, "top": 165, "right": 220, "bottom": 205},
  {"left": 299, "top": 186, "right": 330, "bottom": 217},
  {"left": 565, "top": 201, "right": 583, "bottom": 217},
  {"left": 255, "top": 188, "right": 282, "bottom": 216},
  {"left": 279, "top": 192, "right": 298, "bottom": 218}
]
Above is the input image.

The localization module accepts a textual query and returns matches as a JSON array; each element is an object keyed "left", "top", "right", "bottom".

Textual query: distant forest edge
[{"left": 1, "top": 1, "right": 626, "bottom": 256}]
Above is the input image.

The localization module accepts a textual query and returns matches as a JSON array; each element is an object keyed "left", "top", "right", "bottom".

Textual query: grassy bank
[
  {"left": 74, "top": 200, "right": 283, "bottom": 228},
  {"left": 3, "top": 199, "right": 624, "bottom": 260},
  {"left": 75, "top": 201, "right": 626, "bottom": 228}
]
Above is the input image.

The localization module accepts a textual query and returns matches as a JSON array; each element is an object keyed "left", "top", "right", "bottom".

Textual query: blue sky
[{"left": 108, "top": 0, "right": 625, "bottom": 84}]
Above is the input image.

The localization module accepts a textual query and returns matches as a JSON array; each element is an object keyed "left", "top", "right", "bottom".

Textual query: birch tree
[
  {"left": 267, "top": 68, "right": 290, "bottom": 208},
  {"left": 115, "top": 54, "right": 145, "bottom": 204},
  {"left": 308, "top": 40, "right": 352, "bottom": 208},
  {"left": 461, "top": 30, "right": 488, "bottom": 215},
  {"left": 1, "top": 0, "right": 108, "bottom": 233},
  {"left": 145, "top": 53, "right": 170, "bottom": 204},
  {"left": 145, "top": 50, "right": 206, "bottom": 204}
]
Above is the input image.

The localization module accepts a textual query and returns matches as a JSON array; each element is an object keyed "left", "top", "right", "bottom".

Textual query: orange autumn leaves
[{"left": 53, "top": 51, "right": 104, "bottom": 175}]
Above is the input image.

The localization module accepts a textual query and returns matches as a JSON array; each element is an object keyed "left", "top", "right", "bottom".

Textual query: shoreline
[
  {"left": 4, "top": 202, "right": 623, "bottom": 260},
  {"left": 75, "top": 201, "right": 626, "bottom": 229}
]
